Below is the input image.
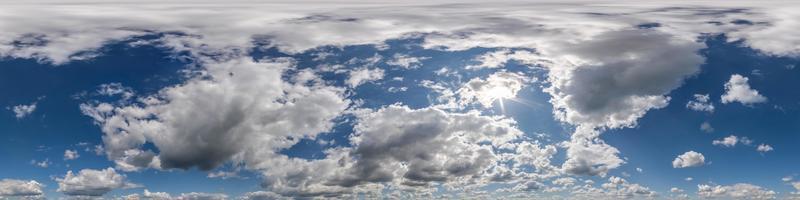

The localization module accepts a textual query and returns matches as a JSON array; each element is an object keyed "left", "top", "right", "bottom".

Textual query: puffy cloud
[
  {"left": 331, "top": 104, "right": 522, "bottom": 187},
  {"left": 686, "top": 94, "right": 715, "bottom": 113},
  {"left": 697, "top": 183, "right": 776, "bottom": 200},
  {"left": 143, "top": 189, "right": 172, "bottom": 200},
  {"left": 712, "top": 135, "right": 753, "bottom": 147},
  {"left": 81, "top": 57, "right": 350, "bottom": 171},
  {"left": 756, "top": 144, "right": 774, "bottom": 153},
  {"left": 544, "top": 29, "right": 704, "bottom": 129},
  {"left": 721, "top": 74, "right": 767, "bottom": 105},
  {"left": 56, "top": 168, "right": 139, "bottom": 196},
  {"left": 672, "top": 151, "right": 705, "bottom": 168},
  {"left": 9, "top": 102, "right": 37, "bottom": 119},
  {"left": 346, "top": 67, "right": 385, "bottom": 88},
  {"left": 0, "top": 179, "right": 44, "bottom": 197},
  {"left": 64, "top": 149, "right": 80, "bottom": 160},
  {"left": 457, "top": 71, "right": 531, "bottom": 108},
  {"left": 561, "top": 128, "right": 624, "bottom": 176}
]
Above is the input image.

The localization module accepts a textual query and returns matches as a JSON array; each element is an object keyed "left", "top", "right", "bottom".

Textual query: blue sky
[{"left": 1, "top": 1, "right": 800, "bottom": 199}]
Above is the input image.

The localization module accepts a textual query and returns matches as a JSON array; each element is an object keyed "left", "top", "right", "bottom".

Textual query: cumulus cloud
[
  {"left": 712, "top": 135, "right": 753, "bottom": 147},
  {"left": 56, "top": 168, "right": 139, "bottom": 196},
  {"left": 330, "top": 104, "right": 523, "bottom": 187},
  {"left": 686, "top": 94, "right": 715, "bottom": 113},
  {"left": 465, "top": 49, "right": 539, "bottom": 70},
  {"left": 0, "top": 179, "right": 44, "bottom": 197},
  {"left": 64, "top": 149, "right": 80, "bottom": 160},
  {"left": 756, "top": 144, "right": 774, "bottom": 153},
  {"left": 81, "top": 57, "right": 350, "bottom": 171},
  {"left": 9, "top": 102, "right": 37, "bottom": 119},
  {"left": 697, "top": 183, "right": 776, "bottom": 200},
  {"left": 544, "top": 29, "right": 704, "bottom": 129},
  {"left": 346, "top": 67, "right": 385, "bottom": 88},
  {"left": 721, "top": 74, "right": 767, "bottom": 105},
  {"left": 672, "top": 151, "right": 705, "bottom": 168}
]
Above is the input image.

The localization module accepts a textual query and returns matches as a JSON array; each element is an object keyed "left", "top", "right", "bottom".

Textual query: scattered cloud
[
  {"left": 756, "top": 144, "right": 774, "bottom": 153},
  {"left": 721, "top": 74, "right": 767, "bottom": 105},
  {"left": 686, "top": 94, "right": 715, "bottom": 113},
  {"left": 64, "top": 149, "right": 80, "bottom": 160},
  {"left": 700, "top": 122, "right": 714, "bottom": 133},
  {"left": 9, "top": 102, "right": 37, "bottom": 119},
  {"left": 672, "top": 151, "right": 705, "bottom": 168},
  {"left": 697, "top": 183, "right": 776, "bottom": 199},
  {"left": 347, "top": 67, "right": 385, "bottom": 88}
]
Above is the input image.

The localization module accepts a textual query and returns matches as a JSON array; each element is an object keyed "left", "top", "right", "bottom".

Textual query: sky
[{"left": 1, "top": 1, "right": 800, "bottom": 199}]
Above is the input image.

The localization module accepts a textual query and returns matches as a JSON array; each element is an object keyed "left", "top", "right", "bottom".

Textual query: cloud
[
  {"left": 9, "top": 102, "right": 37, "bottom": 119},
  {"left": 700, "top": 122, "right": 714, "bottom": 133},
  {"left": 55, "top": 168, "right": 139, "bottom": 196},
  {"left": 465, "top": 49, "right": 539, "bottom": 70},
  {"left": 346, "top": 67, "right": 385, "bottom": 88},
  {"left": 721, "top": 74, "right": 767, "bottom": 105},
  {"left": 386, "top": 53, "right": 427, "bottom": 69},
  {"left": 712, "top": 135, "right": 753, "bottom": 147},
  {"left": 672, "top": 151, "right": 705, "bottom": 168},
  {"left": 756, "top": 144, "right": 774, "bottom": 153},
  {"left": 329, "top": 104, "right": 523, "bottom": 187},
  {"left": 143, "top": 189, "right": 172, "bottom": 200},
  {"left": 176, "top": 192, "right": 228, "bottom": 200},
  {"left": 64, "top": 149, "right": 80, "bottom": 160},
  {"left": 0, "top": 179, "right": 44, "bottom": 197},
  {"left": 81, "top": 57, "right": 350, "bottom": 171},
  {"left": 697, "top": 183, "right": 776, "bottom": 200},
  {"left": 543, "top": 29, "right": 704, "bottom": 129},
  {"left": 456, "top": 71, "right": 531, "bottom": 108},
  {"left": 686, "top": 94, "right": 714, "bottom": 113}
]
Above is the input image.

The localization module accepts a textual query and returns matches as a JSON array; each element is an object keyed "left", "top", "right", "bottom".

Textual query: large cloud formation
[
  {"left": 2, "top": 0, "right": 799, "bottom": 199},
  {"left": 81, "top": 57, "right": 350, "bottom": 171}
]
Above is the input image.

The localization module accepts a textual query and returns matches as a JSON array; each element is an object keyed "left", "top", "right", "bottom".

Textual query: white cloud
[
  {"left": 386, "top": 53, "right": 427, "bottom": 69},
  {"left": 176, "top": 192, "right": 228, "bottom": 200},
  {"left": 143, "top": 189, "right": 172, "bottom": 200},
  {"left": 712, "top": 135, "right": 753, "bottom": 148},
  {"left": 756, "top": 144, "right": 774, "bottom": 153},
  {"left": 0, "top": 179, "right": 44, "bottom": 197},
  {"left": 672, "top": 151, "right": 705, "bottom": 168},
  {"left": 465, "top": 49, "right": 539, "bottom": 70},
  {"left": 64, "top": 149, "right": 80, "bottom": 160},
  {"left": 9, "top": 102, "right": 37, "bottom": 119},
  {"left": 686, "top": 94, "right": 714, "bottom": 113},
  {"left": 346, "top": 67, "right": 385, "bottom": 88},
  {"left": 56, "top": 168, "right": 139, "bottom": 196},
  {"left": 721, "top": 74, "right": 767, "bottom": 105},
  {"left": 457, "top": 71, "right": 530, "bottom": 108},
  {"left": 697, "top": 183, "right": 776, "bottom": 200}
]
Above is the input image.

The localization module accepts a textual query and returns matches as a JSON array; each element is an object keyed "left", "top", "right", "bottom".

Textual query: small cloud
[
  {"left": 672, "top": 151, "right": 705, "bottom": 168},
  {"left": 756, "top": 144, "right": 774, "bottom": 153},
  {"left": 700, "top": 122, "right": 714, "bottom": 133},
  {"left": 8, "top": 103, "right": 37, "bottom": 119},
  {"left": 64, "top": 149, "right": 80, "bottom": 160},
  {"left": 686, "top": 94, "right": 714, "bottom": 113},
  {"left": 721, "top": 74, "right": 767, "bottom": 106}
]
